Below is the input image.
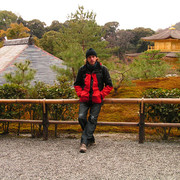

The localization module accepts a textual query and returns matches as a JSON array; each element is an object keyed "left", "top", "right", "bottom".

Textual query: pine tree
[
  {"left": 4, "top": 60, "right": 36, "bottom": 87},
  {"left": 50, "top": 6, "right": 110, "bottom": 81}
]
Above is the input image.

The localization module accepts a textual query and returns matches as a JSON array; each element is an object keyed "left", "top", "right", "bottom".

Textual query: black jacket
[{"left": 74, "top": 61, "right": 113, "bottom": 103}]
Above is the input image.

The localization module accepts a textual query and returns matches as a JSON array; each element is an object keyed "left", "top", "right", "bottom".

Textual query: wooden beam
[
  {"left": 0, "top": 98, "right": 179, "bottom": 104},
  {"left": 145, "top": 123, "right": 180, "bottom": 128},
  {"left": 0, "top": 119, "right": 42, "bottom": 124}
]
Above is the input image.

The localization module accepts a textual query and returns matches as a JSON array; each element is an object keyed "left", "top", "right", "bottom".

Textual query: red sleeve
[
  {"left": 101, "top": 85, "right": 113, "bottom": 99},
  {"left": 74, "top": 86, "right": 82, "bottom": 97},
  {"left": 100, "top": 65, "right": 113, "bottom": 98},
  {"left": 74, "top": 67, "right": 83, "bottom": 97}
]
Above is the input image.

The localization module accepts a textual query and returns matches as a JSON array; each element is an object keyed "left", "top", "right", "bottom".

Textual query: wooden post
[
  {"left": 55, "top": 125, "right": 58, "bottom": 137},
  {"left": 139, "top": 98, "right": 145, "bottom": 143},
  {"left": 17, "top": 123, "right": 20, "bottom": 136},
  {"left": 55, "top": 107, "right": 58, "bottom": 137},
  {"left": 17, "top": 105, "right": 21, "bottom": 136},
  {"left": 42, "top": 100, "right": 48, "bottom": 140}
]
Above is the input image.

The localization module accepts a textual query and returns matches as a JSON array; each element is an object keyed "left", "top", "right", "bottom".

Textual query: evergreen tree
[
  {"left": 50, "top": 6, "right": 110, "bottom": 81},
  {"left": 4, "top": 60, "right": 36, "bottom": 87}
]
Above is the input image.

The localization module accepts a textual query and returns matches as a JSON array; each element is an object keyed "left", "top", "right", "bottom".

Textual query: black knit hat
[{"left": 86, "top": 48, "right": 97, "bottom": 58}]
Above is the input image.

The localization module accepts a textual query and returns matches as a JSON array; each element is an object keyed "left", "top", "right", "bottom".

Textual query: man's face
[{"left": 87, "top": 55, "right": 97, "bottom": 65}]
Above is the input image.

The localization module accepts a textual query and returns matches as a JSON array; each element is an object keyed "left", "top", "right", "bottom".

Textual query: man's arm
[
  {"left": 74, "top": 69, "right": 83, "bottom": 97},
  {"left": 100, "top": 66, "right": 113, "bottom": 99}
]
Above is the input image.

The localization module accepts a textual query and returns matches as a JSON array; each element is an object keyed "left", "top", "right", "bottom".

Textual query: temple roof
[
  {"left": 4, "top": 37, "right": 33, "bottom": 46},
  {"left": 0, "top": 37, "right": 66, "bottom": 85},
  {"left": 141, "top": 28, "right": 180, "bottom": 41}
]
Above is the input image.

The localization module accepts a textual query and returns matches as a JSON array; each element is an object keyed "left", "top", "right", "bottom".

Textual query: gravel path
[{"left": 0, "top": 133, "right": 180, "bottom": 180}]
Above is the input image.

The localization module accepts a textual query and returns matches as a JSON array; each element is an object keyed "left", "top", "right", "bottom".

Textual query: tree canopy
[
  {"left": 45, "top": 20, "right": 63, "bottom": 32},
  {"left": 26, "top": 19, "right": 46, "bottom": 39},
  {"left": 6, "top": 23, "right": 30, "bottom": 39},
  {"left": 0, "top": 9, "right": 156, "bottom": 58},
  {"left": 0, "top": 10, "right": 18, "bottom": 30},
  {"left": 41, "top": 6, "right": 111, "bottom": 81}
]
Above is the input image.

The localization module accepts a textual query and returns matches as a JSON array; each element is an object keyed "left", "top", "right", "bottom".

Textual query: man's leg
[
  {"left": 78, "top": 102, "right": 89, "bottom": 130},
  {"left": 82, "top": 103, "right": 102, "bottom": 146},
  {"left": 78, "top": 102, "right": 90, "bottom": 153},
  {"left": 78, "top": 102, "right": 90, "bottom": 147}
]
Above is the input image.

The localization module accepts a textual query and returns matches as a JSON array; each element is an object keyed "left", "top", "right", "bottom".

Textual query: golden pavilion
[{"left": 141, "top": 26, "right": 180, "bottom": 58}]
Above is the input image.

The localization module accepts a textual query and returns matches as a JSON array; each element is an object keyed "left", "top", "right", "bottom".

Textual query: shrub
[
  {"left": 143, "top": 88, "right": 180, "bottom": 139},
  {"left": 28, "top": 77, "right": 76, "bottom": 121},
  {"left": 0, "top": 84, "right": 27, "bottom": 119},
  {"left": 0, "top": 79, "right": 76, "bottom": 135}
]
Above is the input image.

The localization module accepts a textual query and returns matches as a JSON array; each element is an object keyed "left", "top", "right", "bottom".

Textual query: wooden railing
[{"left": 0, "top": 98, "right": 180, "bottom": 143}]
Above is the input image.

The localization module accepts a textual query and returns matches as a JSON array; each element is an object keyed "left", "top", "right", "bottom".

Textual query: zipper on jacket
[{"left": 89, "top": 74, "right": 93, "bottom": 102}]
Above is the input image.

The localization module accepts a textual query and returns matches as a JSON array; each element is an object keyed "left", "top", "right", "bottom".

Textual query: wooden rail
[{"left": 0, "top": 98, "right": 179, "bottom": 143}]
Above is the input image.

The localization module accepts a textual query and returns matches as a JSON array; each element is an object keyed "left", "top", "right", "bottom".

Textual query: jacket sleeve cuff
[{"left": 100, "top": 92, "right": 105, "bottom": 99}]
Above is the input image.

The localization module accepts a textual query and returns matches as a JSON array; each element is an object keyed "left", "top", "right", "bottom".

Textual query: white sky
[{"left": 1, "top": 0, "right": 180, "bottom": 31}]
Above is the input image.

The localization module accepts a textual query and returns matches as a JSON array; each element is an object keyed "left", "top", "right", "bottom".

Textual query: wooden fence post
[
  {"left": 42, "top": 99, "right": 48, "bottom": 140},
  {"left": 139, "top": 98, "right": 145, "bottom": 143}
]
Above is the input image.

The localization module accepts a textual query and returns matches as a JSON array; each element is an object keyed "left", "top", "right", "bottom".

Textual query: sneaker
[{"left": 79, "top": 143, "right": 87, "bottom": 153}]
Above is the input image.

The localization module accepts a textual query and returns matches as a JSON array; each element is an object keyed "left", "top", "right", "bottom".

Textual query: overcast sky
[{"left": 1, "top": 0, "right": 180, "bottom": 31}]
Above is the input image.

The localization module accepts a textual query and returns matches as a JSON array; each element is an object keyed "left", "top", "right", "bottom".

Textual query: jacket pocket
[
  {"left": 80, "top": 90, "right": 89, "bottom": 102},
  {"left": 92, "top": 90, "right": 102, "bottom": 103}
]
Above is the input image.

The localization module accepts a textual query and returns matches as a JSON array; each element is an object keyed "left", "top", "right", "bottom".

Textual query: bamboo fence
[{"left": 0, "top": 98, "right": 179, "bottom": 143}]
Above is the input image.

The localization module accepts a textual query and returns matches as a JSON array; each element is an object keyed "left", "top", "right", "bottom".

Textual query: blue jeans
[{"left": 78, "top": 102, "right": 102, "bottom": 145}]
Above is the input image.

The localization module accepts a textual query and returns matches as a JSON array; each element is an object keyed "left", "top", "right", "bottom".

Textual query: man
[{"left": 74, "top": 48, "right": 113, "bottom": 153}]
